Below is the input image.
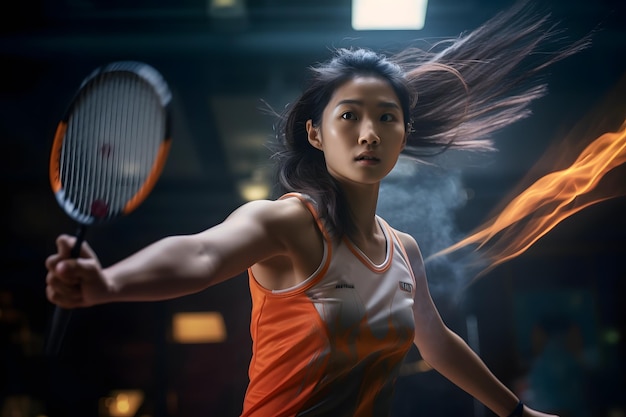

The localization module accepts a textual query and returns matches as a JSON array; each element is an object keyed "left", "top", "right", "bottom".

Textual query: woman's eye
[
  {"left": 381, "top": 113, "right": 395, "bottom": 122},
  {"left": 341, "top": 112, "right": 356, "bottom": 120}
]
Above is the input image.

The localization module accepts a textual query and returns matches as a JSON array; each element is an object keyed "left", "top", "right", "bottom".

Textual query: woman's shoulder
[
  {"left": 242, "top": 195, "right": 326, "bottom": 284},
  {"left": 384, "top": 226, "right": 426, "bottom": 279},
  {"left": 377, "top": 218, "right": 416, "bottom": 249},
  {"left": 234, "top": 194, "right": 318, "bottom": 233},
  {"left": 383, "top": 224, "right": 423, "bottom": 262}
]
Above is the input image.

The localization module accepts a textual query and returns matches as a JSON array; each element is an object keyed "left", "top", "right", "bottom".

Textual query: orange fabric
[
  {"left": 243, "top": 285, "right": 330, "bottom": 416},
  {"left": 241, "top": 194, "right": 415, "bottom": 417}
]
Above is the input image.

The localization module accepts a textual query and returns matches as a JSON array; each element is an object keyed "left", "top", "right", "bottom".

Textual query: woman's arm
[
  {"left": 397, "top": 232, "right": 556, "bottom": 417},
  {"left": 45, "top": 198, "right": 305, "bottom": 308}
]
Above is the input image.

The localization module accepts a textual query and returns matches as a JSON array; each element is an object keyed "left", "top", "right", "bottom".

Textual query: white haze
[{"left": 377, "top": 157, "right": 486, "bottom": 301}]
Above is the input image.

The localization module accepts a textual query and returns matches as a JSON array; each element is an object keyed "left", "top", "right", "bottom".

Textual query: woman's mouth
[
  {"left": 355, "top": 155, "right": 380, "bottom": 164},
  {"left": 355, "top": 152, "right": 380, "bottom": 161}
]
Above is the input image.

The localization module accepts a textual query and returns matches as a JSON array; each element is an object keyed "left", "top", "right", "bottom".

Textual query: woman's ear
[
  {"left": 401, "top": 132, "right": 408, "bottom": 151},
  {"left": 402, "top": 121, "right": 412, "bottom": 150},
  {"left": 306, "top": 119, "right": 323, "bottom": 150}
]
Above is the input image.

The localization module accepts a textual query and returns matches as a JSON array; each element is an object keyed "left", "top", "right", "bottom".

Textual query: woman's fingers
[
  {"left": 77, "top": 239, "right": 98, "bottom": 260},
  {"left": 55, "top": 234, "right": 75, "bottom": 257},
  {"left": 46, "top": 256, "right": 100, "bottom": 308},
  {"left": 45, "top": 253, "right": 62, "bottom": 272},
  {"left": 46, "top": 271, "right": 83, "bottom": 308},
  {"left": 46, "top": 234, "right": 79, "bottom": 273},
  {"left": 55, "top": 233, "right": 98, "bottom": 260},
  {"left": 46, "top": 234, "right": 103, "bottom": 308}
]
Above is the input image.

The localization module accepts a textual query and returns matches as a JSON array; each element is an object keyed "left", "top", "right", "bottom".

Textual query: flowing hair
[{"left": 271, "top": 0, "right": 590, "bottom": 239}]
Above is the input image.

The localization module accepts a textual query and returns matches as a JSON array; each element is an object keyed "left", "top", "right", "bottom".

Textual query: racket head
[{"left": 49, "top": 61, "right": 172, "bottom": 225}]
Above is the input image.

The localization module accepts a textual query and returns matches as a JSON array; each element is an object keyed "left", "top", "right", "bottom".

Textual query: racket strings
[{"left": 59, "top": 72, "right": 167, "bottom": 223}]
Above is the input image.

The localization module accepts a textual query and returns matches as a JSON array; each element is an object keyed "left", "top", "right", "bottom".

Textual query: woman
[{"left": 45, "top": 2, "right": 588, "bottom": 416}]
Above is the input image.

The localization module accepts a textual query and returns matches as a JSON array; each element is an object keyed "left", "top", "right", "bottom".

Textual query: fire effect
[{"left": 431, "top": 118, "right": 626, "bottom": 276}]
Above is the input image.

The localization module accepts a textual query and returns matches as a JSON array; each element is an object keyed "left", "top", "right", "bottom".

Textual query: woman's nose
[{"left": 358, "top": 124, "right": 381, "bottom": 145}]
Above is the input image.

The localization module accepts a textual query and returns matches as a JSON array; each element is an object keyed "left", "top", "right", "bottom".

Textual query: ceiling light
[
  {"left": 352, "top": 0, "right": 428, "bottom": 30},
  {"left": 208, "top": 0, "right": 246, "bottom": 19}
]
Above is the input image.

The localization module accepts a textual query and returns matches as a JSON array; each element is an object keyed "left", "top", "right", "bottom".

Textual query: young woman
[{"left": 45, "top": 2, "right": 588, "bottom": 416}]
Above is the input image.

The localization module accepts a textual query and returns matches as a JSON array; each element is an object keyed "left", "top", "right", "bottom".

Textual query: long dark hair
[{"left": 272, "top": 0, "right": 590, "bottom": 240}]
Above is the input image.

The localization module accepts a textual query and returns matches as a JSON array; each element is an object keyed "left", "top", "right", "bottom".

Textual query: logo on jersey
[{"left": 399, "top": 282, "right": 413, "bottom": 293}]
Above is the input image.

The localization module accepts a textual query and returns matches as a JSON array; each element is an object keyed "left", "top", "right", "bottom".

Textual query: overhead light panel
[
  {"left": 208, "top": 0, "right": 246, "bottom": 19},
  {"left": 352, "top": 0, "right": 428, "bottom": 30}
]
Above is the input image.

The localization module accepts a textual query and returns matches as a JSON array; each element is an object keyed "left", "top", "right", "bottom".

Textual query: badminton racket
[{"left": 46, "top": 61, "right": 172, "bottom": 355}]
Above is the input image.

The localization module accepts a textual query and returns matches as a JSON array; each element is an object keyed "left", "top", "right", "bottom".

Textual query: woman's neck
[{"left": 341, "top": 182, "right": 381, "bottom": 240}]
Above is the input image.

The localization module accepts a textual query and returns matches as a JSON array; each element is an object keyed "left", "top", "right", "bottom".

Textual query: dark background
[{"left": 1, "top": 0, "right": 625, "bottom": 416}]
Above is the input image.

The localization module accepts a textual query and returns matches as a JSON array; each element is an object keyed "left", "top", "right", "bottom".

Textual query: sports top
[{"left": 241, "top": 193, "right": 416, "bottom": 417}]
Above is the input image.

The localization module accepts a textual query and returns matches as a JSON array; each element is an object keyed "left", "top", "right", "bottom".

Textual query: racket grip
[
  {"left": 46, "top": 306, "right": 73, "bottom": 356},
  {"left": 45, "top": 226, "right": 85, "bottom": 356}
]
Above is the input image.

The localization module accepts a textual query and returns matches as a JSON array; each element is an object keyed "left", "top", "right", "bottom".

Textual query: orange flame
[{"left": 430, "top": 118, "right": 626, "bottom": 276}]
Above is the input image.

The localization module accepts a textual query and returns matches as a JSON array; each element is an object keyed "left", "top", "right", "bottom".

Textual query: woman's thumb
[{"left": 55, "top": 234, "right": 76, "bottom": 258}]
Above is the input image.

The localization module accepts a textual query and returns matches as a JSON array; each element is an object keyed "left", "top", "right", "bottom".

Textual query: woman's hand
[{"left": 45, "top": 234, "right": 110, "bottom": 309}]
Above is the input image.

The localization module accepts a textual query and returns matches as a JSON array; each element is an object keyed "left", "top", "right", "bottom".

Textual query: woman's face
[{"left": 306, "top": 75, "right": 406, "bottom": 187}]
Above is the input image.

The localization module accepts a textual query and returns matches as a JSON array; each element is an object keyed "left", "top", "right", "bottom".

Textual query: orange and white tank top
[{"left": 241, "top": 193, "right": 416, "bottom": 417}]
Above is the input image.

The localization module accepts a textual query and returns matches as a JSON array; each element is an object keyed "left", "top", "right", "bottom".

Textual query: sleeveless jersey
[{"left": 241, "top": 193, "right": 416, "bottom": 417}]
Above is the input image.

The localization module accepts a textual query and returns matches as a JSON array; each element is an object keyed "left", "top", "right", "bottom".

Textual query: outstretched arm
[
  {"left": 397, "top": 232, "right": 556, "bottom": 417},
  {"left": 45, "top": 199, "right": 298, "bottom": 308}
]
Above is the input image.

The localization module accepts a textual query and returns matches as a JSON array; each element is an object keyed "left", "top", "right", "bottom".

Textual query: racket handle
[
  {"left": 45, "top": 307, "right": 73, "bottom": 356},
  {"left": 45, "top": 225, "right": 87, "bottom": 356}
]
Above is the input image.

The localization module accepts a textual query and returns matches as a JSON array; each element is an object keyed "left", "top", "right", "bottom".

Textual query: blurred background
[{"left": 1, "top": 0, "right": 625, "bottom": 416}]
